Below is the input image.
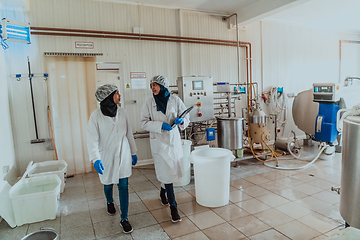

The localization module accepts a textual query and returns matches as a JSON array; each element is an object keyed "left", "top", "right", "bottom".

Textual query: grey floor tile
[
  {"left": 88, "top": 198, "right": 106, "bottom": 212},
  {"left": 93, "top": 217, "right": 124, "bottom": 239},
  {"left": 60, "top": 191, "right": 88, "bottom": 205},
  {"left": 136, "top": 189, "right": 161, "bottom": 201},
  {"left": 60, "top": 224, "right": 95, "bottom": 240},
  {"left": 97, "top": 233, "right": 133, "bottom": 240},
  {"left": 86, "top": 188, "right": 104, "bottom": 201},
  {"left": 128, "top": 201, "right": 149, "bottom": 216},
  {"left": 132, "top": 224, "right": 170, "bottom": 240},
  {"left": 129, "top": 192, "right": 141, "bottom": 203},
  {"left": 61, "top": 211, "right": 92, "bottom": 230},
  {"left": 130, "top": 180, "right": 157, "bottom": 192},
  {"left": 60, "top": 200, "right": 89, "bottom": 216},
  {"left": 129, "top": 175, "right": 149, "bottom": 184},
  {"left": 27, "top": 218, "right": 60, "bottom": 235},
  {"left": 129, "top": 212, "right": 158, "bottom": 230},
  {"left": 0, "top": 222, "right": 28, "bottom": 240},
  {"left": 90, "top": 208, "right": 120, "bottom": 224}
]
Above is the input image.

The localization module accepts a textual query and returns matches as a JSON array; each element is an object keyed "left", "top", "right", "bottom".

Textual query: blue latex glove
[
  {"left": 94, "top": 160, "right": 104, "bottom": 175},
  {"left": 161, "top": 122, "right": 172, "bottom": 131},
  {"left": 132, "top": 155, "right": 138, "bottom": 166},
  {"left": 174, "top": 118, "right": 184, "bottom": 125}
]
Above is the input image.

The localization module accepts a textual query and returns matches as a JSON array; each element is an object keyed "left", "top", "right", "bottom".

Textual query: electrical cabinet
[{"left": 177, "top": 77, "right": 214, "bottom": 122}]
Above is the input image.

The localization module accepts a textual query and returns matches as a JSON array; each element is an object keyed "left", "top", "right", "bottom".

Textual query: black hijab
[
  {"left": 153, "top": 85, "right": 170, "bottom": 114},
  {"left": 100, "top": 91, "right": 117, "bottom": 117}
]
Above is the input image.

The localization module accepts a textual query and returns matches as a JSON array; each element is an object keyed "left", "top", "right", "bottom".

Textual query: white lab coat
[
  {"left": 140, "top": 95, "right": 190, "bottom": 183},
  {"left": 87, "top": 107, "right": 137, "bottom": 185}
]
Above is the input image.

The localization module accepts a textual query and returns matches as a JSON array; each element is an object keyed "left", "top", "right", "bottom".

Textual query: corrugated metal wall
[{"left": 2, "top": 0, "right": 360, "bottom": 174}]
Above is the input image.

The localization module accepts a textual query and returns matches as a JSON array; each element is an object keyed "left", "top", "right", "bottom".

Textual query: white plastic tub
[
  {"left": 174, "top": 140, "right": 192, "bottom": 187},
  {"left": 9, "top": 175, "right": 61, "bottom": 226},
  {"left": 28, "top": 160, "right": 67, "bottom": 193},
  {"left": 191, "top": 147, "right": 234, "bottom": 207}
]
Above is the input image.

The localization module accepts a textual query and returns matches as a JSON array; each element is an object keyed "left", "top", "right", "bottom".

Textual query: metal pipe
[
  {"left": 214, "top": 98, "right": 237, "bottom": 101},
  {"left": 33, "top": 31, "right": 242, "bottom": 47},
  {"left": 134, "top": 131, "right": 149, "bottom": 135},
  {"left": 236, "top": 14, "right": 240, "bottom": 83},
  {"left": 31, "top": 27, "right": 251, "bottom": 47},
  {"left": 134, "top": 134, "right": 149, "bottom": 139},
  {"left": 227, "top": 92, "right": 232, "bottom": 117},
  {"left": 214, "top": 102, "right": 235, "bottom": 105}
]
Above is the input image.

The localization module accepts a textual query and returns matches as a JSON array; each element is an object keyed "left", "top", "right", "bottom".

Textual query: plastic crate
[
  {"left": 9, "top": 175, "right": 61, "bottom": 226},
  {"left": 27, "top": 160, "right": 67, "bottom": 193}
]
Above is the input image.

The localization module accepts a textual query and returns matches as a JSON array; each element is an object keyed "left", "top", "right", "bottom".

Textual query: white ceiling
[
  {"left": 1, "top": 0, "right": 360, "bottom": 33},
  {"left": 95, "top": 0, "right": 360, "bottom": 33},
  {"left": 267, "top": 0, "right": 360, "bottom": 33},
  {"left": 94, "top": 0, "right": 262, "bottom": 14}
]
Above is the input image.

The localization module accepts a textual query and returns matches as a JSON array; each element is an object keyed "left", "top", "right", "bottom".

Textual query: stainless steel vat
[
  {"left": 217, "top": 117, "right": 243, "bottom": 150},
  {"left": 340, "top": 116, "right": 360, "bottom": 228}
]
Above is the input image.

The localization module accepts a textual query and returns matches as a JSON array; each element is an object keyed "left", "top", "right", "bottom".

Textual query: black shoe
[
  {"left": 170, "top": 206, "right": 181, "bottom": 223},
  {"left": 120, "top": 220, "right": 133, "bottom": 233},
  {"left": 107, "top": 202, "right": 116, "bottom": 215},
  {"left": 160, "top": 188, "right": 169, "bottom": 206}
]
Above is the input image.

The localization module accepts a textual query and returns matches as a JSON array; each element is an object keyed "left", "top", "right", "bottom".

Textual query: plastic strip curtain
[{"left": 47, "top": 57, "right": 97, "bottom": 175}]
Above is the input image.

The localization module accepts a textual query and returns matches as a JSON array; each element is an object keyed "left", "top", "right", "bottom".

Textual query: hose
[
  {"left": 285, "top": 131, "right": 324, "bottom": 161},
  {"left": 246, "top": 83, "right": 279, "bottom": 166},
  {"left": 264, "top": 142, "right": 328, "bottom": 170},
  {"left": 267, "top": 86, "right": 288, "bottom": 132}
]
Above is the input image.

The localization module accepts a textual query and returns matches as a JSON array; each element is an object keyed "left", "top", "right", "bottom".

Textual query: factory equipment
[
  {"left": 336, "top": 105, "right": 360, "bottom": 229},
  {"left": 293, "top": 82, "right": 360, "bottom": 144},
  {"left": 313, "top": 83, "right": 340, "bottom": 102},
  {"left": 217, "top": 117, "right": 243, "bottom": 150},
  {"left": 249, "top": 109, "right": 271, "bottom": 149},
  {"left": 177, "top": 77, "right": 214, "bottom": 122}
]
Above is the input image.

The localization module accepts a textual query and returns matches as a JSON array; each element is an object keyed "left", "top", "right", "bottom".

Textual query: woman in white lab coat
[
  {"left": 87, "top": 84, "right": 138, "bottom": 234},
  {"left": 140, "top": 75, "right": 190, "bottom": 223}
]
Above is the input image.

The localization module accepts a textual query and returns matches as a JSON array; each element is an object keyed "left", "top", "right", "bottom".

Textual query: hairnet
[
  {"left": 95, "top": 84, "right": 118, "bottom": 102},
  {"left": 150, "top": 75, "right": 169, "bottom": 89}
]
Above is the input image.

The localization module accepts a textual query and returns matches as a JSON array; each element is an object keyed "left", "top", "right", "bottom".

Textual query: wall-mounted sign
[
  {"left": 130, "top": 72, "right": 146, "bottom": 78},
  {"left": 75, "top": 42, "right": 94, "bottom": 49},
  {"left": 130, "top": 72, "right": 146, "bottom": 89}
]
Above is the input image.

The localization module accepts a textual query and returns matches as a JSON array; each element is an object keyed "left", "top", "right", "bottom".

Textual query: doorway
[{"left": 47, "top": 57, "right": 97, "bottom": 176}]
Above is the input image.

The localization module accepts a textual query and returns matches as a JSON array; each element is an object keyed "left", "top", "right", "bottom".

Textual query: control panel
[
  {"left": 313, "top": 83, "right": 340, "bottom": 102},
  {"left": 177, "top": 77, "right": 214, "bottom": 122}
]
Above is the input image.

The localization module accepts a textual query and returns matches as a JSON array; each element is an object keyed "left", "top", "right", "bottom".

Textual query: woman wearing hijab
[
  {"left": 87, "top": 84, "right": 138, "bottom": 233},
  {"left": 140, "top": 75, "right": 190, "bottom": 222}
]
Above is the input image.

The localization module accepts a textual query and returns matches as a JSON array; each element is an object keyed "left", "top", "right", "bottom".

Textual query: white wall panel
[
  {"left": 0, "top": 3, "right": 16, "bottom": 188},
  {"left": 2, "top": 0, "right": 360, "bottom": 174}
]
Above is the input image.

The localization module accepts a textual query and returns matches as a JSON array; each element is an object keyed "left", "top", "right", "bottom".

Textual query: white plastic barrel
[
  {"left": 191, "top": 147, "right": 235, "bottom": 207},
  {"left": 174, "top": 140, "right": 192, "bottom": 187}
]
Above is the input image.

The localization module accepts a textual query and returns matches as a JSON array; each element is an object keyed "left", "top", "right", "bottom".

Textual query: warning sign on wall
[{"left": 130, "top": 72, "right": 146, "bottom": 89}]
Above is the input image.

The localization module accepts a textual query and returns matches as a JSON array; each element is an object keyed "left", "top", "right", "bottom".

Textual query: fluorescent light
[{"left": 1, "top": 18, "right": 31, "bottom": 44}]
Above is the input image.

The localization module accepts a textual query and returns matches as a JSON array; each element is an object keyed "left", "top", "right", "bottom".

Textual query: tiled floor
[{"left": 0, "top": 153, "right": 348, "bottom": 240}]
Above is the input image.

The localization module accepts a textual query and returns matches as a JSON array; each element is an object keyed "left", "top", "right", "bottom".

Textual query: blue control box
[{"left": 206, "top": 128, "right": 216, "bottom": 141}]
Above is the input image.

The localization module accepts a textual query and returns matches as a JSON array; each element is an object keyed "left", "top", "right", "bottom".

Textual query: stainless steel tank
[
  {"left": 217, "top": 117, "right": 243, "bottom": 150},
  {"left": 340, "top": 116, "right": 360, "bottom": 228}
]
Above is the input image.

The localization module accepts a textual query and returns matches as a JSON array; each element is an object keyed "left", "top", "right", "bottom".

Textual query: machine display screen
[
  {"left": 314, "top": 86, "right": 333, "bottom": 93},
  {"left": 193, "top": 81, "right": 203, "bottom": 90}
]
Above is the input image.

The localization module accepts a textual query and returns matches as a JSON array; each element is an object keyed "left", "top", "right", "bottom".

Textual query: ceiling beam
[{"left": 235, "top": 0, "right": 311, "bottom": 26}]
